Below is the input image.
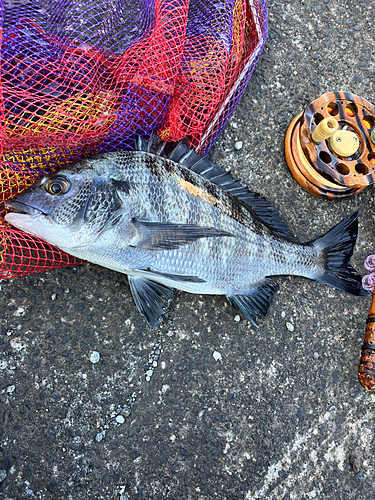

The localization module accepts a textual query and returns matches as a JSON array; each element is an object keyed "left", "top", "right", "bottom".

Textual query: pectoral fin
[
  {"left": 128, "top": 276, "right": 174, "bottom": 328},
  {"left": 227, "top": 279, "right": 279, "bottom": 327},
  {"left": 131, "top": 220, "right": 233, "bottom": 250}
]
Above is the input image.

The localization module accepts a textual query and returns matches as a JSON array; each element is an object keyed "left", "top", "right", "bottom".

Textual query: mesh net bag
[{"left": 0, "top": 0, "right": 268, "bottom": 279}]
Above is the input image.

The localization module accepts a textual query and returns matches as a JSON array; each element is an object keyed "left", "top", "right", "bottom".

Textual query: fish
[{"left": 5, "top": 136, "right": 369, "bottom": 327}]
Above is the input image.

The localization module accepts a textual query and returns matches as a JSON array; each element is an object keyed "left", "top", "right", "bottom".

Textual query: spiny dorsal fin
[{"left": 134, "top": 135, "right": 296, "bottom": 242}]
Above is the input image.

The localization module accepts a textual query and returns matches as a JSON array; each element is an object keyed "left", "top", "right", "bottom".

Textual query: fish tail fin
[{"left": 312, "top": 212, "right": 368, "bottom": 297}]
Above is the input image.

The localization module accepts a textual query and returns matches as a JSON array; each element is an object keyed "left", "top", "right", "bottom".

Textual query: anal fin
[
  {"left": 128, "top": 276, "right": 174, "bottom": 328},
  {"left": 227, "top": 278, "right": 279, "bottom": 327}
]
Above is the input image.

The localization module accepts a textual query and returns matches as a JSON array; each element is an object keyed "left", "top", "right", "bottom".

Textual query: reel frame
[{"left": 285, "top": 91, "right": 375, "bottom": 199}]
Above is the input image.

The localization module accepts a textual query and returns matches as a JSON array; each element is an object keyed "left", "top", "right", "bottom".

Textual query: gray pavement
[{"left": 1, "top": 0, "right": 375, "bottom": 499}]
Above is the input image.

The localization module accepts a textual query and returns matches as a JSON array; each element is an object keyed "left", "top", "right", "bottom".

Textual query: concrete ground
[{"left": 1, "top": 0, "right": 375, "bottom": 498}]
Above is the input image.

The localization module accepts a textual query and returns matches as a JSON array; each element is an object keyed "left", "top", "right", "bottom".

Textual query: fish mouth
[{"left": 5, "top": 200, "right": 44, "bottom": 216}]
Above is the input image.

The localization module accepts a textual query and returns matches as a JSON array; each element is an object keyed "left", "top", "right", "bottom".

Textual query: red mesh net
[{"left": 0, "top": 0, "right": 267, "bottom": 279}]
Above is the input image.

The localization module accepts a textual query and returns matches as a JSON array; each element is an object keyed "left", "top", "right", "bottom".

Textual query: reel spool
[{"left": 285, "top": 91, "right": 375, "bottom": 199}]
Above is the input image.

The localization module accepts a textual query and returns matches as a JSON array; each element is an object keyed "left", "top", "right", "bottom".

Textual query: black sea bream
[{"left": 5, "top": 137, "right": 368, "bottom": 327}]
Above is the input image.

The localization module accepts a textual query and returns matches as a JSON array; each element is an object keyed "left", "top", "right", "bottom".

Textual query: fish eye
[{"left": 44, "top": 176, "right": 71, "bottom": 195}]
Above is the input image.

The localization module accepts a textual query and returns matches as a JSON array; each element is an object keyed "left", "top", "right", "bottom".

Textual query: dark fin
[
  {"left": 227, "top": 278, "right": 279, "bottom": 327},
  {"left": 131, "top": 220, "right": 234, "bottom": 250},
  {"left": 134, "top": 135, "right": 153, "bottom": 152},
  {"left": 312, "top": 212, "right": 369, "bottom": 297},
  {"left": 162, "top": 139, "right": 194, "bottom": 163},
  {"left": 111, "top": 178, "right": 131, "bottom": 194},
  {"left": 233, "top": 192, "right": 297, "bottom": 242},
  {"left": 136, "top": 268, "right": 206, "bottom": 283},
  {"left": 134, "top": 135, "right": 295, "bottom": 241},
  {"left": 128, "top": 276, "right": 174, "bottom": 328}
]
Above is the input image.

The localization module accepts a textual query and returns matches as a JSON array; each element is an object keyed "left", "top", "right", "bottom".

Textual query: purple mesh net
[{"left": 0, "top": 0, "right": 268, "bottom": 278}]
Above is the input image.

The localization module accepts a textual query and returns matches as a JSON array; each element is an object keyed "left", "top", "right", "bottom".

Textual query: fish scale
[
  {"left": 112, "top": 155, "right": 318, "bottom": 291},
  {"left": 5, "top": 138, "right": 369, "bottom": 327}
]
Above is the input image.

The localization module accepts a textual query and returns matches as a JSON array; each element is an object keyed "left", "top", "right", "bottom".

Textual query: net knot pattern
[{"left": 0, "top": 0, "right": 267, "bottom": 278}]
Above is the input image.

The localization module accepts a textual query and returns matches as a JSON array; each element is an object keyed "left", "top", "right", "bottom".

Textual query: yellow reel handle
[{"left": 311, "top": 117, "right": 338, "bottom": 143}]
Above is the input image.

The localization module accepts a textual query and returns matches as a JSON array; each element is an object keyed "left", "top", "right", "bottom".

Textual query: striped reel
[{"left": 285, "top": 91, "right": 375, "bottom": 199}]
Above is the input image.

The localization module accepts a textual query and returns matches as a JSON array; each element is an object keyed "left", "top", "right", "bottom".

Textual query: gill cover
[{"left": 5, "top": 171, "right": 128, "bottom": 249}]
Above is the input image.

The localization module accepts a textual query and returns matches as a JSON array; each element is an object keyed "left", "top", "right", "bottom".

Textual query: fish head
[{"left": 5, "top": 160, "right": 130, "bottom": 250}]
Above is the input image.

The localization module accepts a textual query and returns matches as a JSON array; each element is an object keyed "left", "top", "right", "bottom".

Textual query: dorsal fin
[
  {"left": 134, "top": 136, "right": 296, "bottom": 241},
  {"left": 135, "top": 135, "right": 152, "bottom": 152}
]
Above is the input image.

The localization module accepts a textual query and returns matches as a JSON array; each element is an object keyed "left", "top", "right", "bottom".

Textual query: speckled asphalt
[{"left": 1, "top": 1, "right": 375, "bottom": 499}]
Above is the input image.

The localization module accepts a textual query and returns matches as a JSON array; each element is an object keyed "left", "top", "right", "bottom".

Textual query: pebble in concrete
[
  {"left": 90, "top": 351, "right": 100, "bottom": 364},
  {"left": 213, "top": 351, "right": 222, "bottom": 362},
  {"left": 95, "top": 433, "right": 104, "bottom": 442}
]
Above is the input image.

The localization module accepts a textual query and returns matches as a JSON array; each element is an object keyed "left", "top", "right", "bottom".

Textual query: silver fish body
[
  {"left": 5, "top": 137, "right": 367, "bottom": 326},
  {"left": 69, "top": 155, "right": 317, "bottom": 292}
]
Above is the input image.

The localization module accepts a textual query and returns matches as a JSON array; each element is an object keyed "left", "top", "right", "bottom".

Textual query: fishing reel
[{"left": 285, "top": 91, "right": 375, "bottom": 199}]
